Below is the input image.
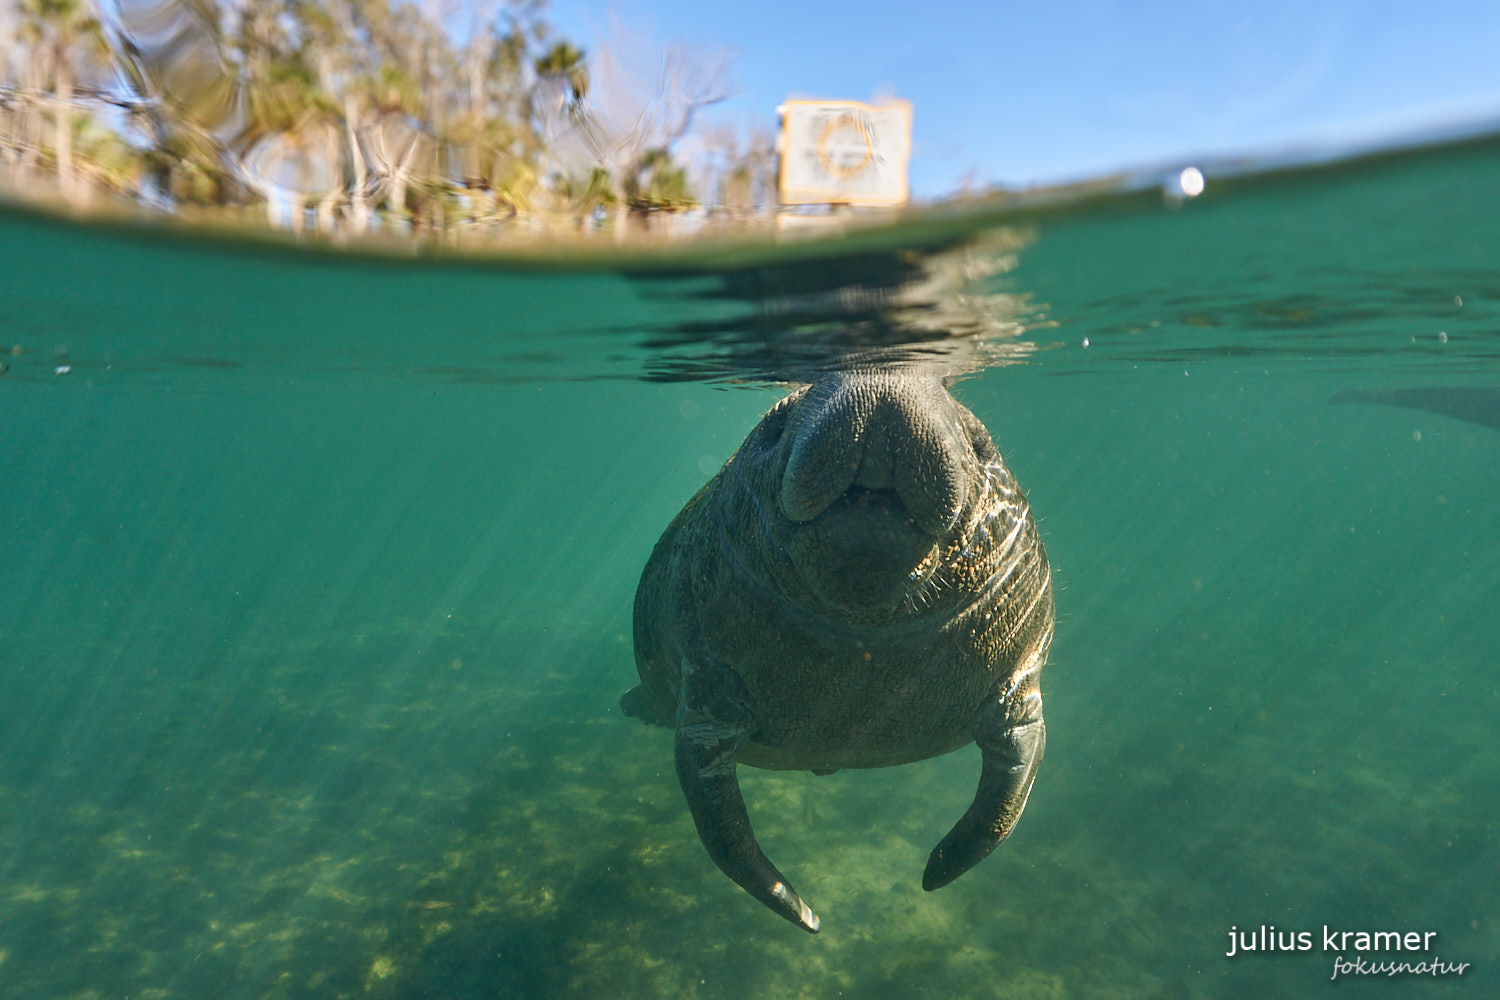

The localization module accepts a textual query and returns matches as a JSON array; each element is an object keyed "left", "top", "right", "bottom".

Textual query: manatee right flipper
[
  {"left": 922, "top": 690, "right": 1045, "bottom": 891},
  {"left": 673, "top": 657, "right": 820, "bottom": 933}
]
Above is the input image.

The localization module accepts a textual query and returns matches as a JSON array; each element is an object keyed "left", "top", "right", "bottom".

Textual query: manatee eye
[
  {"left": 953, "top": 409, "right": 997, "bottom": 463},
  {"left": 758, "top": 396, "right": 792, "bottom": 448},
  {"left": 970, "top": 425, "right": 999, "bottom": 463}
]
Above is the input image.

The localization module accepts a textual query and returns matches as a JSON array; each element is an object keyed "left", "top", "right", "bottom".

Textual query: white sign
[{"left": 778, "top": 99, "right": 913, "bottom": 206}]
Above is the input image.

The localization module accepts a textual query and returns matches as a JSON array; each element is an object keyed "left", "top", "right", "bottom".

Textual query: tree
[
  {"left": 18, "top": 0, "right": 110, "bottom": 200},
  {"left": 556, "top": 26, "right": 730, "bottom": 240},
  {"left": 623, "top": 145, "right": 694, "bottom": 221},
  {"left": 2, "top": 0, "right": 731, "bottom": 242},
  {"left": 691, "top": 117, "right": 776, "bottom": 221},
  {"left": 533, "top": 39, "right": 586, "bottom": 107}
]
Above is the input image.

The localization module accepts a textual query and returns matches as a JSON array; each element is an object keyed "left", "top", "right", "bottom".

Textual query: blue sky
[{"left": 546, "top": 0, "right": 1500, "bottom": 199}]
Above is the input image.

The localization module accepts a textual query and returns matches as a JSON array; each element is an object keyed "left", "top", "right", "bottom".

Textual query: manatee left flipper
[
  {"left": 673, "top": 657, "right": 820, "bottom": 932},
  {"left": 620, "top": 684, "right": 673, "bottom": 727},
  {"left": 922, "top": 690, "right": 1045, "bottom": 891}
]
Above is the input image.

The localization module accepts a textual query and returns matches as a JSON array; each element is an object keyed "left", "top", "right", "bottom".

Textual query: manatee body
[{"left": 625, "top": 368, "right": 1053, "bottom": 932}]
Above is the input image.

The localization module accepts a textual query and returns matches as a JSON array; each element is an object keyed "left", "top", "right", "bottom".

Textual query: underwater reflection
[
  {"left": 627, "top": 226, "right": 1041, "bottom": 383},
  {"left": 1330, "top": 386, "right": 1500, "bottom": 431}
]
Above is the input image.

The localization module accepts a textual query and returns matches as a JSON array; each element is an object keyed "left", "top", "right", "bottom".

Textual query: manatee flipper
[
  {"left": 922, "top": 692, "right": 1045, "bottom": 891},
  {"left": 673, "top": 657, "right": 820, "bottom": 933},
  {"left": 620, "top": 684, "right": 672, "bottom": 727}
]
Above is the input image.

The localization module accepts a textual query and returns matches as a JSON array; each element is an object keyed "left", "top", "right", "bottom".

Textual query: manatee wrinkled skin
[{"left": 625, "top": 368, "right": 1053, "bottom": 932}]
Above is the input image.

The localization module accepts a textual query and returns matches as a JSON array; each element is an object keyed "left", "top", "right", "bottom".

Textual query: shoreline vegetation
[
  {"left": 7, "top": 0, "right": 1497, "bottom": 258},
  {"left": 0, "top": 0, "right": 1185, "bottom": 258},
  {"left": 0, "top": 0, "right": 787, "bottom": 247}
]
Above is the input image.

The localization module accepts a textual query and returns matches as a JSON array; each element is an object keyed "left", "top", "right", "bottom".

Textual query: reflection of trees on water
[{"left": 0, "top": 0, "right": 775, "bottom": 240}]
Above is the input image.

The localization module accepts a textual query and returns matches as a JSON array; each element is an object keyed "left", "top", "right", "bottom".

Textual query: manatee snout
[
  {"left": 769, "top": 370, "right": 982, "bottom": 611},
  {"left": 778, "top": 371, "right": 975, "bottom": 540},
  {"left": 782, "top": 487, "right": 934, "bottom": 609}
]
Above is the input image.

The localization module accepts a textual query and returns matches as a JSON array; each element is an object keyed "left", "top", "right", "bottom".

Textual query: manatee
[{"left": 624, "top": 367, "right": 1054, "bottom": 932}]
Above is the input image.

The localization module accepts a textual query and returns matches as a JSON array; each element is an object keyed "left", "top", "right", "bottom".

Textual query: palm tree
[
  {"left": 624, "top": 146, "right": 696, "bottom": 224},
  {"left": 534, "top": 41, "right": 588, "bottom": 108},
  {"left": 19, "top": 0, "right": 108, "bottom": 200},
  {"left": 552, "top": 165, "right": 614, "bottom": 231}
]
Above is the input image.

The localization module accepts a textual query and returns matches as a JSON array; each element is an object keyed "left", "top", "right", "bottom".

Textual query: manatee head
[{"left": 730, "top": 368, "right": 999, "bottom": 617}]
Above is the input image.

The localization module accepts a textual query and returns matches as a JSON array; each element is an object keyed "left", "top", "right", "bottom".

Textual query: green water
[{"left": 2, "top": 136, "right": 1497, "bottom": 1000}]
